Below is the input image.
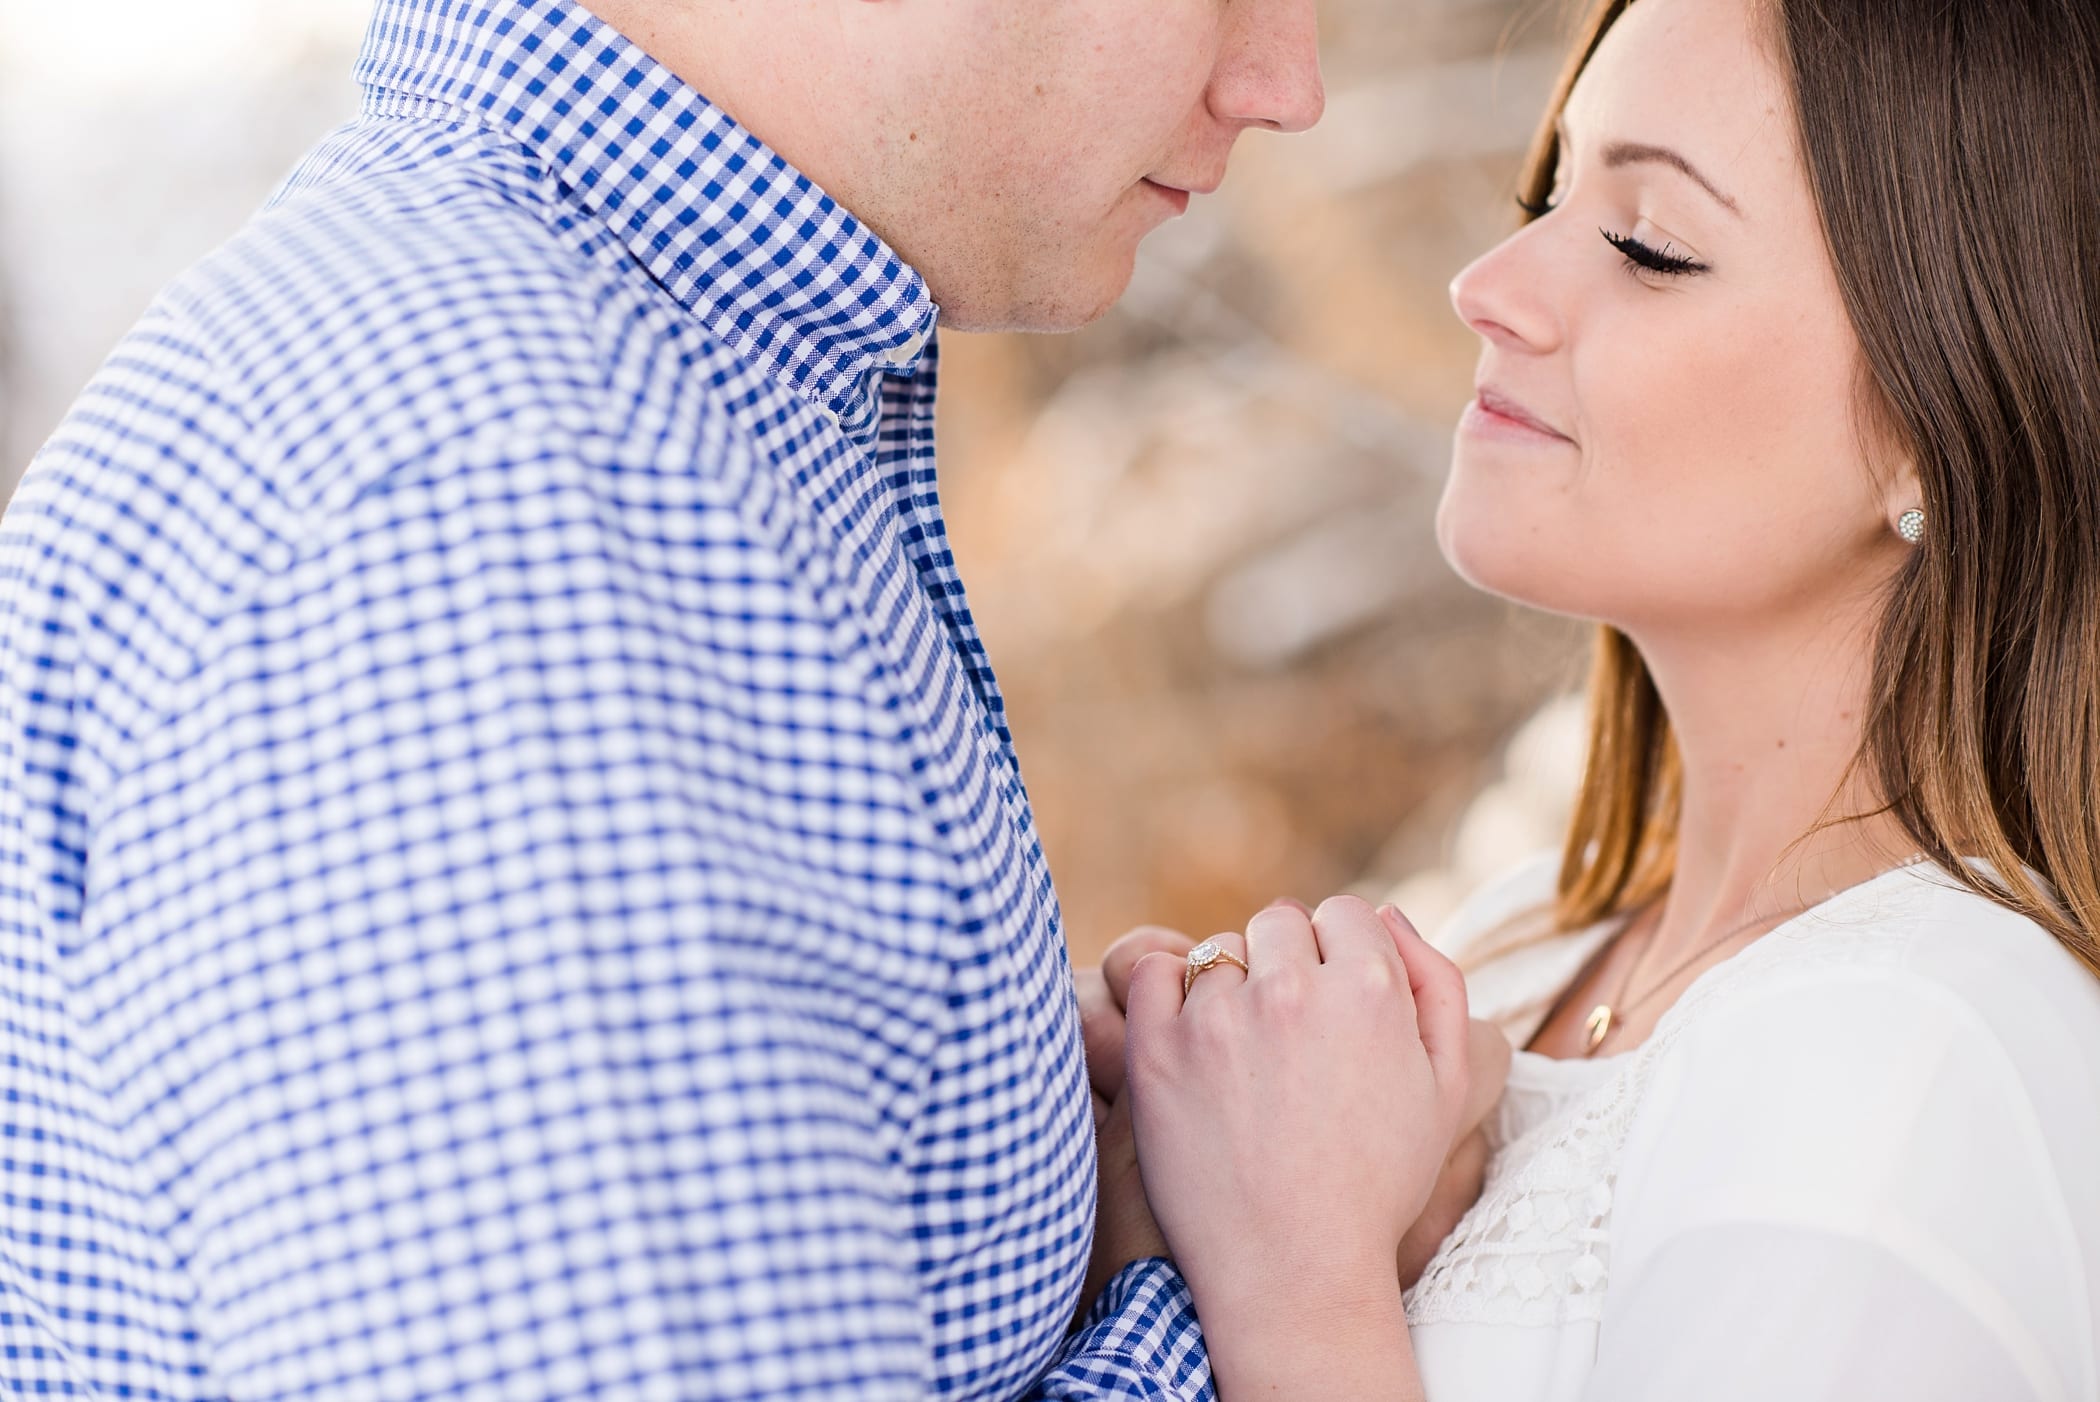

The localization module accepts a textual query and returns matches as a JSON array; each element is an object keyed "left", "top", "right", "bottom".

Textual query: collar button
[{"left": 885, "top": 329, "right": 928, "bottom": 367}]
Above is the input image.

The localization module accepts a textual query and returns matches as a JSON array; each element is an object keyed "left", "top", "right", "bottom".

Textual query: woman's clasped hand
[{"left": 1076, "top": 897, "right": 1512, "bottom": 1398}]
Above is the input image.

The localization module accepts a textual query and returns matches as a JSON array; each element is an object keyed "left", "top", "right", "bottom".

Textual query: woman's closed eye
[
  {"left": 1600, "top": 228, "right": 1709, "bottom": 277},
  {"left": 1513, "top": 195, "right": 1712, "bottom": 279}
]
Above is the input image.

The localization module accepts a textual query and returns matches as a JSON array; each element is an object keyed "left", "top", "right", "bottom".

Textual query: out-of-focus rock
[
  {"left": 937, "top": 0, "right": 1590, "bottom": 957},
  {"left": 1379, "top": 691, "right": 1588, "bottom": 940},
  {"left": 1298, "top": 47, "right": 1564, "bottom": 197}
]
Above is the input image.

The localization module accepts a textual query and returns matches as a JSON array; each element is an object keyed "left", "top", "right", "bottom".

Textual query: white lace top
[{"left": 1402, "top": 851, "right": 2100, "bottom": 1401}]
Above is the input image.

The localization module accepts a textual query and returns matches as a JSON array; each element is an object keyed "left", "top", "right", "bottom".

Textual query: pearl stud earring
[{"left": 1897, "top": 509, "right": 1926, "bottom": 544}]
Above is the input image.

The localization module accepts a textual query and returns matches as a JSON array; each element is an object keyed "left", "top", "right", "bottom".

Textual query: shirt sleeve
[
  {"left": 102, "top": 433, "right": 1211, "bottom": 1400},
  {"left": 1041, "top": 1260, "right": 1214, "bottom": 1400},
  {"left": 1587, "top": 968, "right": 2094, "bottom": 1402}
]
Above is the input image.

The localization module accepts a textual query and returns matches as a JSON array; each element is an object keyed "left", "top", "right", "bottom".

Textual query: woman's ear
[
  {"left": 1885, "top": 458, "right": 1927, "bottom": 543},
  {"left": 1858, "top": 391, "right": 1922, "bottom": 534}
]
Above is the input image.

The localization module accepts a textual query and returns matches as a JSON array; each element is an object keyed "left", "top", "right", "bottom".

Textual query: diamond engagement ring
[{"left": 1182, "top": 938, "right": 1251, "bottom": 996}]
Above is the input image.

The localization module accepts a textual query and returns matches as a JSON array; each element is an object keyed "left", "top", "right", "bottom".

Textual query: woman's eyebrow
[
  {"left": 1555, "top": 117, "right": 1745, "bottom": 218},
  {"left": 1601, "top": 140, "right": 1744, "bottom": 217}
]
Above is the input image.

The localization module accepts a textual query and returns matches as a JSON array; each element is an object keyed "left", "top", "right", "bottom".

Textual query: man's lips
[
  {"left": 1465, "top": 385, "right": 1573, "bottom": 443},
  {"left": 1142, "top": 178, "right": 1192, "bottom": 214}
]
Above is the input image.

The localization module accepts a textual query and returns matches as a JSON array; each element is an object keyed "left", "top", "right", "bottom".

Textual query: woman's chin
[
  {"left": 1435, "top": 518, "right": 1599, "bottom": 623},
  {"left": 1438, "top": 495, "right": 1552, "bottom": 605}
]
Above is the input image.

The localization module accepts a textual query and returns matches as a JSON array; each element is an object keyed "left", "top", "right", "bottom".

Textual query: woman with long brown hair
[{"left": 1082, "top": 0, "right": 2100, "bottom": 1394}]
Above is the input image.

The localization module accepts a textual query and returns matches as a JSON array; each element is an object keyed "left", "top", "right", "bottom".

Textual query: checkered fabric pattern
[{"left": 0, "top": 1, "right": 1212, "bottom": 1396}]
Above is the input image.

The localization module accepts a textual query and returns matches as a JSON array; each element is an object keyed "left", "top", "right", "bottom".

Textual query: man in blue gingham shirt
[{"left": 0, "top": 0, "right": 1325, "bottom": 1396}]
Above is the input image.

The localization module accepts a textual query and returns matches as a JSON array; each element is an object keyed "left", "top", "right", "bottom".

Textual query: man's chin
[{"left": 930, "top": 251, "right": 1138, "bottom": 336}]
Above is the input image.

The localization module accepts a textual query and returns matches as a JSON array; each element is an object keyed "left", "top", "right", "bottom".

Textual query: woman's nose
[{"left": 1449, "top": 230, "right": 1563, "bottom": 353}]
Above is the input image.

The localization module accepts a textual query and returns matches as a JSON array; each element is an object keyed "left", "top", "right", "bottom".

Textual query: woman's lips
[{"left": 1461, "top": 386, "right": 1573, "bottom": 444}]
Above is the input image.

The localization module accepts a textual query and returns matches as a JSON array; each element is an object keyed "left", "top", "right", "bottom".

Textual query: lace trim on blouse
[{"left": 1403, "top": 867, "right": 1934, "bottom": 1328}]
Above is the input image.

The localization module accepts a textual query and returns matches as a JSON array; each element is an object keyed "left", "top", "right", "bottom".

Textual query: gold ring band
[{"left": 1183, "top": 938, "right": 1251, "bottom": 996}]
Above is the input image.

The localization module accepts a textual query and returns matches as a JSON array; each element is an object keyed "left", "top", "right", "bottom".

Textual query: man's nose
[{"left": 1211, "top": 0, "right": 1326, "bottom": 134}]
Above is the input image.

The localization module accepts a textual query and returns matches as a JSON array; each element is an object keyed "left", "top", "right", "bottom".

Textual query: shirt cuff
[{"left": 1038, "top": 1258, "right": 1213, "bottom": 1400}]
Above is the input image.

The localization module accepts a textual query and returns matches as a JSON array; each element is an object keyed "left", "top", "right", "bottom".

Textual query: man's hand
[
  {"left": 1396, "top": 1016, "right": 1511, "bottom": 1290},
  {"left": 1074, "top": 924, "right": 1194, "bottom": 1315},
  {"left": 1078, "top": 924, "right": 1194, "bottom": 1118},
  {"left": 1078, "top": 1087, "right": 1173, "bottom": 1311}
]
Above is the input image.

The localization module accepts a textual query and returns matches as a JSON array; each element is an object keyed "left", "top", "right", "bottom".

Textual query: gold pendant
[{"left": 1584, "top": 1004, "right": 1614, "bottom": 1051}]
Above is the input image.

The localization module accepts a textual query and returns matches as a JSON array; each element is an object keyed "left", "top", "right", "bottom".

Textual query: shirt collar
[{"left": 355, "top": 0, "right": 939, "bottom": 421}]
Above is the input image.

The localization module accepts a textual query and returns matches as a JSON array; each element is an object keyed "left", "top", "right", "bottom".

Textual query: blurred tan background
[{"left": 0, "top": 0, "right": 1591, "bottom": 965}]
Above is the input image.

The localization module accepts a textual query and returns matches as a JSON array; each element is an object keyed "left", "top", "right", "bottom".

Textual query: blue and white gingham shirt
[{"left": 0, "top": 2, "right": 1211, "bottom": 1395}]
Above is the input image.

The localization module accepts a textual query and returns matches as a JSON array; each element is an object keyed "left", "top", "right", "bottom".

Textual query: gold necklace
[{"left": 1580, "top": 852, "right": 1928, "bottom": 1056}]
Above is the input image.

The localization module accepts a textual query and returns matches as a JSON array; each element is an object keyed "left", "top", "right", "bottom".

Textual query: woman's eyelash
[
  {"left": 1600, "top": 228, "right": 1709, "bottom": 276},
  {"left": 1511, "top": 195, "right": 1711, "bottom": 278}
]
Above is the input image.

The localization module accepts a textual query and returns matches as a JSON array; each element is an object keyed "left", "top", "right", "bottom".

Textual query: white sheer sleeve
[
  {"left": 1586, "top": 970, "right": 2096, "bottom": 1402},
  {"left": 1583, "top": 1222, "right": 2050, "bottom": 1399}
]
